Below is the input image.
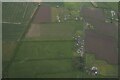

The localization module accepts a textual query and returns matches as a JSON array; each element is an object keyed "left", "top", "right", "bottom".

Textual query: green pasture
[
  {"left": 15, "top": 41, "right": 73, "bottom": 60},
  {"left": 96, "top": 2, "right": 118, "bottom": 11},
  {"left": 8, "top": 41, "right": 93, "bottom": 78},
  {"left": 2, "top": 2, "right": 38, "bottom": 23},
  {"left": 42, "top": 2, "right": 64, "bottom": 8},
  {"left": 8, "top": 41, "right": 74, "bottom": 78},
  {"left": 2, "top": 23, "right": 25, "bottom": 41},
  {"left": 64, "top": 2, "right": 93, "bottom": 9},
  {"left": 8, "top": 60, "right": 72, "bottom": 78},
  {"left": 35, "top": 70, "right": 93, "bottom": 78}
]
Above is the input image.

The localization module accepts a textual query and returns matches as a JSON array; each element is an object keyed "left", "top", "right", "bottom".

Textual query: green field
[
  {"left": 96, "top": 2, "right": 118, "bottom": 11},
  {"left": 15, "top": 41, "right": 73, "bottom": 60},
  {"left": 8, "top": 59, "right": 92, "bottom": 78},
  {"left": 64, "top": 2, "right": 93, "bottom": 9},
  {"left": 8, "top": 44, "right": 98, "bottom": 78},
  {"left": 2, "top": 2, "right": 39, "bottom": 77},
  {"left": 7, "top": 20, "right": 84, "bottom": 77},
  {"left": 2, "top": 2, "right": 38, "bottom": 23},
  {"left": 2, "top": 23, "right": 25, "bottom": 41},
  {"left": 2, "top": 2, "right": 38, "bottom": 61},
  {"left": 7, "top": 41, "right": 93, "bottom": 78},
  {"left": 42, "top": 2, "right": 64, "bottom": 8}
]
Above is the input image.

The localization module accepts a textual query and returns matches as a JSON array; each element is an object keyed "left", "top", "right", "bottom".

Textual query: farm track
[
  {"left": 2, "top": 22, "right": 21, "bottom": 24},
  {"left": 14, "top": 57, "right": 73, "bottom": 62},
  {"left": 34, "top": 69, "right": 77, "bottom": 75},
  {"left": 22, "top": 40, "right": 74, "bottom": 42},
  {"left": 3, "top": 4, "right": 40, "bottom": 78}
]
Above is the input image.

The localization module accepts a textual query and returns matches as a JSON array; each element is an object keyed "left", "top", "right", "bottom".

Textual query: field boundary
[
  {"left": 14, "top": 57, "right": 73, "bottom": 62},
  {"left": 85, "top": 51, "right": 118, "bottom": 65}
]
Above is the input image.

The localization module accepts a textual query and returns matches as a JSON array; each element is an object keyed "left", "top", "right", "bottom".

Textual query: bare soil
[
  {"left": 85, "top": 30, "right": 118, "bottom": 64},
  {"left": 81, "top": 8, "right": 118, "bottom": 38},
  {"left": 32, "top": 5, "right": 51, "bottom": 23},
  {"left": 81, "top": 8, "right": 118, "bottom": 64}
]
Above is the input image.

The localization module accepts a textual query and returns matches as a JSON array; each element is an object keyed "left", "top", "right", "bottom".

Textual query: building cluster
[
  {"left": 73, "top": 35, "right": 84, "bottom": 57},
  {"left": 90, "top": 66, "right": 98, "bottom": 75},
  {"left": 104, "top": 9, "right": 118, "bottom": 23},
  {"left": 85, "top": 66, "right": 98, "bottom": 76},
  {"left": 56, "top": 15, "right": 80, "bottom": 23}
]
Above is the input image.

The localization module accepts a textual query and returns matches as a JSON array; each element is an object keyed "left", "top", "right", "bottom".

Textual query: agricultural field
[
  {"left": 81, "top": 7, "right": 118, "bottom": 38},
  {"left": 2, "top": 23, "right": 25, "bottom": 41},
  {"left": 15, "top": 41, "right": 73, "bottom": 60},
  {"left": 96, "top": 2, "right": 118, "bottom": 11},
  {"left": 2, "top": 2, "right": 118, "bottom": 78},
  {"left": 85, "top": 30, "right": 118, "bottom": 64},
  {"left": 8, "top": 41, "right": 74, "bottom": 77},
  {"left": 2, "top": 2, "right": 38, "bottom": 23},
  {"left": 32, "top": 5, "right": 51, "bottom": 23},
  {"left": 2, "top": 2, "right": 39, "bottom": 78},
  {"left": 2, "top": 2, "right": 38, "bottom": 59},
  {"left": 24, "top": 22, "right": 83, "bottom": 41}
]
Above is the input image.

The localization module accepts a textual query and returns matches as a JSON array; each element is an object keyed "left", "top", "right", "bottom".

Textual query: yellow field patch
[
  {"left": 51, "top": 7, "right": 58, "bottom": 22},
  {"left": 86, "top": 53, "right": 118, "bottom": 77},
  {"left": 51, "top": 7, "right": 64, "bottom": 22}
]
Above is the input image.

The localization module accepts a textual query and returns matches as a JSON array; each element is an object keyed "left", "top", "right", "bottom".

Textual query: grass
[
  {"left": 64, "top": 2, "right": 81, "bottom": 11},
  {"left": 7, "top": 41, "right": 75, "bottom": 78},
  {"left": 64, "top": 2, "right": 93, "bottom": 10},
  {"left": 7, "top": 41, "right": 93, "bottom": 78},
  {"left": 35, "top": 71, "right": 92, "bottom": 78},
  {"left": 96, "top": 2, "right": 118, "bottom": 11},
  {"left": 85, "top": 53, "right": 118, "bottom": 77},
  {"left": 2, "top": 2, "right": 39, "bottom": 41},
  {"left": 14, "top": 41, "right": 73, "bottom": 60},
  {"left": 2, "top": 23, "right": 25, "bottom": 41},
  {"left": 2, "top": 2, "right": 38, "bottom": 23},
  {"left": 2, "top": 2, "right": 39, "bottom": 77},
  {"left": 8, "top": 60, "right": 73, "bottom": 78},
  {"left": 42, "top": 2, "right": 64, "bottom": 8}
]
